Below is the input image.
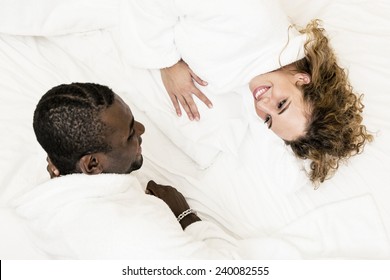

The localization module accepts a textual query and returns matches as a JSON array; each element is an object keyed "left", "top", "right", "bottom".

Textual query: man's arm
[
  {"left": 146, "top": 180, "right": 201, "bottom": 230},
  {"left": 146, "top": 180, "right": 239, "bottom": 259}
]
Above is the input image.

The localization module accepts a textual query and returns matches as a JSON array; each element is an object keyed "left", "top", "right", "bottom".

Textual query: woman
[
  {"left": 248, "top": 21, "right": 373, "bottom": 184},
  {"left": 162, "top": 21, "right": 372, "bottom": 185},
  {"left": 122, "top": 1, "right": 372, "bottom": 185}
]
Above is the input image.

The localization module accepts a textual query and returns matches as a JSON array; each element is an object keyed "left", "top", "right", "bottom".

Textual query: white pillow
[{"left": 0, "top": 0, "right": 119, "bottom": 36}]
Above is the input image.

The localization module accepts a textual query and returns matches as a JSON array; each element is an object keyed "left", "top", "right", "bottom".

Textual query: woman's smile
[{"left": 252, "top": 85, "right": 271, "bottom": 100}]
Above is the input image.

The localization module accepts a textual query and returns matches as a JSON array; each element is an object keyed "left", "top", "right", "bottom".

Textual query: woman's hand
[
  {"left": 146, "top": 180, "right": 201, "bottom": 229},
  {"left": 160, "top": 60, "right": 212, "bottom": 121}
]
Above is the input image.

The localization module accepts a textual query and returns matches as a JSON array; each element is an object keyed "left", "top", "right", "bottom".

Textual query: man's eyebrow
[
  {"left": 129, "top": 116, "right": 135, "bottom": 132},
  {"left": 278, "top": 101, "right": 291, "bottom": 115}
]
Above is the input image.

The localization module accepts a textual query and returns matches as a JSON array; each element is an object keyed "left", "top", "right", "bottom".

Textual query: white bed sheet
[{"left": 1, "top": 0, "right": 390, "bottom": 259}]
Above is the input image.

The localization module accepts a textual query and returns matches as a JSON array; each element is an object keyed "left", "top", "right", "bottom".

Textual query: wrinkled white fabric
[
  {"left": 118, "top": 0, "right": 306, "bottom": 92},
  {"left": 0, "top": 0, "right": 120, "bottom": 36},
  {"left": 13, "top": 174, "right": 239, "bottom": 259}
]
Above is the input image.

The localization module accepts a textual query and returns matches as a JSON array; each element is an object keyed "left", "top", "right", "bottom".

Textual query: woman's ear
[
  {"left": 295, "top": 73, "right": 311, "bottom": 85},
  {"left": 78, "top": 154, "right": 104, "bottom": 175}
]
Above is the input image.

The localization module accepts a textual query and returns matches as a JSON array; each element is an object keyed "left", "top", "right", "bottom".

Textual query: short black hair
[{"left": 33, "top": 83, "right": 115, "bottom": 175}]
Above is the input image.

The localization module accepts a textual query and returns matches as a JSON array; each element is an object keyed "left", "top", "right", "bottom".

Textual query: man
[{"left": 14, "top": 82, "right": 238, "bottom": 259}]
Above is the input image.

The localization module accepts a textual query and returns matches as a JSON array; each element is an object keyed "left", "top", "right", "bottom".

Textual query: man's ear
[
  {"left": 295, "top": 73, "right": 311, "bottom": 85},
  {"left": 47, "top": 156, "right": 60, "bottom": 178},
  {"left": 78, "top": 154, "right": 104, "bottom": 175}
]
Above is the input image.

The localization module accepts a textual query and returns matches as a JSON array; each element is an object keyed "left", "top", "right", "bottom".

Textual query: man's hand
[
  {"left": 146, "top": 180, "right": 201, "bottom": 229},
  {"left": 160, "top": 60, "right": 212, "bottom": 121},
  {"left": 46, "top": 156, "right": 60, "bottom": 178}
]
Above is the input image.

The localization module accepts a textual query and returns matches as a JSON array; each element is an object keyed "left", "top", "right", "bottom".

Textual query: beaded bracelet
[{"left": 177, "top": 208, "right": 197, "bottom": 222}]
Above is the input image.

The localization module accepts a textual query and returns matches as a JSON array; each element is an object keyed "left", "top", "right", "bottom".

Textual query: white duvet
[{"left": 1, "top": 0, "right": 390, "bottom": 259}]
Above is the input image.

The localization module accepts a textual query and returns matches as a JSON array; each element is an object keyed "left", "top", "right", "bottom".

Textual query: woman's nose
[
  {"left": 261, "top": 96, "right": 270, "bottom": 104},
  {"left": 256, "top": 97, "right": 271, "bottom": 111},
  {"left": 256, "top": 97, "right": 278, "bottom": 114}
]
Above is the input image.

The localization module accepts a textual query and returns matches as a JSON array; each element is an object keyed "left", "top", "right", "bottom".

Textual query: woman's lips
[{"left": 252, "top": 86, "right": 270, "bottom": 100}]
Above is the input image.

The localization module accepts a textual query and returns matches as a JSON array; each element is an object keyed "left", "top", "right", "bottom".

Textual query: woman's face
[{"left": 249, "top": 68, "right": 311, "bottom": 141}]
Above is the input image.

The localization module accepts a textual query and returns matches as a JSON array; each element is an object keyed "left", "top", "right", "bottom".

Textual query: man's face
[{"left": 100, "top": 95, "right": 145, "bottom": 174}]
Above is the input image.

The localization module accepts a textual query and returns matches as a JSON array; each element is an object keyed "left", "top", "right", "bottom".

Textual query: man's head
[{"left": 33, "top": 83, "right": 145, "bottom": 176}]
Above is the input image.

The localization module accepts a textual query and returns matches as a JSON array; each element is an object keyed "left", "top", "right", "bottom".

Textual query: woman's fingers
[
  {"left": 167, "top": 92, "right": 182, "bottom": 117},
  {"left": 189, "top": 68, "right": 208, "bottom": 87},
  {"left": 192, "top": 87, "right": 213, "bottom": 109},
  {"left": 161, "top": 60, "right": 212, "bottom": 121},
  {"left": 177, "top": 94, "right": 196, "bottom": 121}
]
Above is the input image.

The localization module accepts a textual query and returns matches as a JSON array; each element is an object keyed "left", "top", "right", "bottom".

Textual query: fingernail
[
  {"left": 195, "top": 116, "right": 200, "bottom": 121},
  {"left": 208, "top": 104, "right": 213, "bottom": 109},
  {"left": 189, "top": 116, "right": 194, "bottom": 121}
]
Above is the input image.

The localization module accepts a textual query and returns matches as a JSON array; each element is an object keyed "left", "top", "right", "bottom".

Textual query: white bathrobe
[
  {"left": 0, "top": 0, "right": 306, "bottom": 92},
  {"left": 118, "top": 0, "right": 307, "bottom": 92},
  {"left": 13, "top": 174, "right": 238, "bottom": 259}
]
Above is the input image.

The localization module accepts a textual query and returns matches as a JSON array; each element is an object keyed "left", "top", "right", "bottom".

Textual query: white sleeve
[
  {"left": 117, "top": 0, "right": 181, "bottom": 68},
  {"left": 14, "top": 174, "right": 240, "bottom": 259},
  {"left": 61, "top": 203, "right": 240, "bottom": 259},
  {"left": 184, "top": 220, "right": 240, "bottom": 259}
]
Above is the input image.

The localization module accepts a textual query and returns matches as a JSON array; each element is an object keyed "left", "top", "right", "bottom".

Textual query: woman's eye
[
  {"left": 264, "top": 115, "right": 272, "bottom": 129},
  {"left": 264, "top": 115, "right": 270, "bottom": 123},
  {"left": 278, "top": 99, "right": 287, "bottom": 109}
]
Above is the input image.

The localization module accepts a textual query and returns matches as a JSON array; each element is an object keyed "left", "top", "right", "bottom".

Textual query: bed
[{"left": 1, "top": 0, "right": 390, "bottom": 259}]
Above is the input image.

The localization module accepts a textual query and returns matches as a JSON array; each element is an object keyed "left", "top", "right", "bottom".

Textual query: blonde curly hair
[{"left": 284, "top": 20, "right": 373, "bottom": 186}]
